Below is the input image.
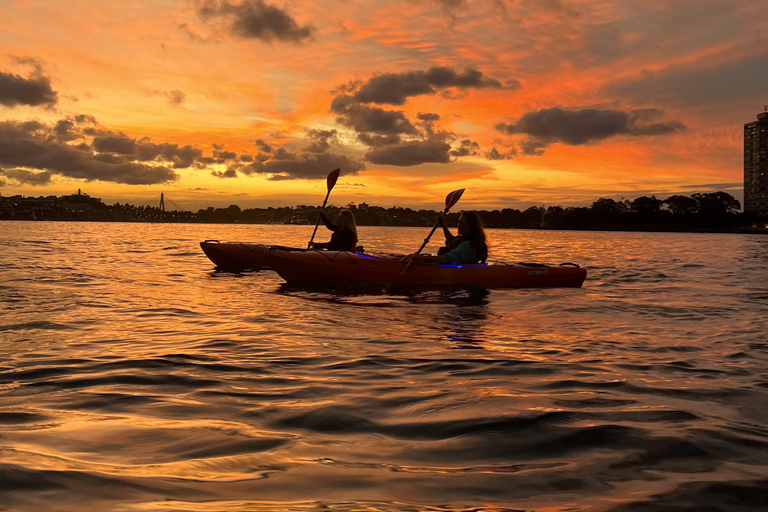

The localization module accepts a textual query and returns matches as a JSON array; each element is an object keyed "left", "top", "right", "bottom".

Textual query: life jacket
[{"left": 437, "top": 235, "right": 467, "bottom": 255}]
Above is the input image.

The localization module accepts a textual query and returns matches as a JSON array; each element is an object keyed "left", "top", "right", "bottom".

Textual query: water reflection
[
  {"left": 275, "top": 283, "right": 491, "bottom": 349},
  {"left": 443, "top": 289, "right": 491, "bottom": 349},
  {"left": 397, "top": 288, "right": 491, "bottom": 349}
]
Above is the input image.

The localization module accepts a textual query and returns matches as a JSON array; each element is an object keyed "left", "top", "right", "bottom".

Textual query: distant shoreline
[{"left": 3, "top": 190, "right": 766, "bottom": 233}]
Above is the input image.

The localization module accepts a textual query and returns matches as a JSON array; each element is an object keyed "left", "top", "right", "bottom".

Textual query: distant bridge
[{"left": 139, "top": 193, "right": 188, "bottom": 212}]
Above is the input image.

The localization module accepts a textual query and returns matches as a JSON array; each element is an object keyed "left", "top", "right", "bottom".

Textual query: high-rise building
[{"left": 744, "top": 110, "right": 768, "bottom": 216}]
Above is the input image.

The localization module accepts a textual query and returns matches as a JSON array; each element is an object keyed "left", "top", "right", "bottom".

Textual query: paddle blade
[
  {"left": 326, "top": 168, "right": 341, "bottom": 192},
  {"left": 444, "top": 188, "right": 465, "bottom": 212}
]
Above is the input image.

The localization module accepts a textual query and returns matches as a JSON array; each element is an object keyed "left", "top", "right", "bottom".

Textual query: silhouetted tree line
[
  {"left": 487, "top": 192, "right": 754, "bottom": 232},
  {"left": 190, "top": 191, "right": 763, "bottom": 232},
  {"left": 3, "top": 191, "right": 765, "bottom": 232},
  {"left": 544, "top": 192, "right": 753, "bottom": 231}
]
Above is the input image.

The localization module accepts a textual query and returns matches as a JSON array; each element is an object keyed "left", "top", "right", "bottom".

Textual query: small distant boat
[
  {"left": 200, "top": 240, "right": 298, "bottom": 270},
  {"left": 264, "top": 249, "right": 587, "bottom": 288}
]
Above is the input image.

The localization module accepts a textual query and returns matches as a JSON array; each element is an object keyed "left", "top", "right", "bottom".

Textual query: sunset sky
[{"left": 1, "top": 0, "right": 766, "bottom": 211}]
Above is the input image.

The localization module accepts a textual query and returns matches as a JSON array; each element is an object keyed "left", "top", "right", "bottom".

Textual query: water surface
[{"left": 1, "top": 221, "right": 767, "bottom": 511}]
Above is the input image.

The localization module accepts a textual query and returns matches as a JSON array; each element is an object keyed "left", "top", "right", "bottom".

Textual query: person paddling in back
[
  {"left": 404, "top": 211, "right": 488, "bottom": 265},
  {"left": 309, "top": 208, "right": 359, "bottom": 251}
]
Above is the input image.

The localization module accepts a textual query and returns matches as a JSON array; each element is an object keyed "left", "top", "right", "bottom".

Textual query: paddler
[{"left": 403, "top": 211, "right": 488, "bottom": 265}]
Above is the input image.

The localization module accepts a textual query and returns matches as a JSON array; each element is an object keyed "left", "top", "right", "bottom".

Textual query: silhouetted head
[{"left": 337, "top": 208, "right": 357, "bottom": 230}]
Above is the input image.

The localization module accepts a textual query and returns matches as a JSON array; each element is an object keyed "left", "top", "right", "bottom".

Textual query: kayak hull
[
  {"left": 264, "top": 249, "right": 587, "bottom": 288},
  {"left": 200, "top": 241, "right": 297, "bottom": 270}
]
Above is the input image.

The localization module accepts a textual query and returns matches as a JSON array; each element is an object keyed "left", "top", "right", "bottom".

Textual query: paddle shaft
[
  {"left": 400, "top": 188, "right": 464, "bottom": 276},
  {"left": 415, "top": 209, "right": 449, "bottom": 255},
  {"left": 308, "top": 191, "right": 331, "bottom": 248},
  {"left": 400, "top": 208, "right": 450, "bottom": 275},
  {"left": 308, "top": 169, "right": 342, "bottom": 249}
]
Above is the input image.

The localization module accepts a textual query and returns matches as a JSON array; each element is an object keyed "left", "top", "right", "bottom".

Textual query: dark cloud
[
  {"left": 93, "top": 134, "right": 137, "bottom": 155},
  {"left": 221, "top": 137, "right": 365, "bottom": 180},
  {"left": 417, "top": 112, "right": 441, "bottom": 122},
  {"left": 235, "top": 151, "right": 365, "bottom": 179},
  {"left": 303, "top": 128, "right": 339, "bottom": 153},
  {"left": 88, "top": 130, "right": 206, "bottom": 169},
  {"left": 366, "top": 140, "right": 452, "bottom": 166},
  {"left": 271, "top": 147, "right": 295, "bottom": 160},
  {"left": 486, "top": 147, "right": 512, "bottom": 160},
  {"left": 213, "top": 149, "right": 237, "bottom": 160},
  {"left": 496, "top": 107, "right": 685, "bottom": 145},
  {"left": 0, "top": 119, "right": 179, "bottom": 185},
  {"left": 450, "top": 139, "right": 479, "bottom": 157},
  {"left": 302, "top": 141, "right": 328, "bottom": 154},
  {"left": 520, "top": 139, "right": 547, "bottom": 156},
  {"left": 330, "top": 67, "right": 512, "bottom": 166},
  {"left": 166, "top": 89, "right": 186, "bottom": 106},
  {"left": 0, "top": 117, "right": 361, "bottom": 185},
  {"left": 53, "top": 119, "right": 83, "bottom": 142},
  {"left": 344, "top": 66, "right": 505, "bottom": 106},
  {"left": 306, "top": 128, "right": 337, "bottom": 139},
  {"left": 332, "top": 103, "right": 417, "bottom": 135},
  {"left": 167, "top": 145, "right": 204, "bottom": 168},
  {"left": 0, "top": 168, "right": 53, "bottom": 185},
  {"left": 199, "top": 149, "right": 238, "bottom": 166},
  {"left": 0, "top": 59, "right": 58, "bottom": 108},
  {"left": 357, "top": 133, "right": 402, "bottom": 147},
  {"left": 93, "top": 153, "right": 128, "bottom": 164},
  {"left": 89, "top": 127, "right": 202, "bottom": 168},
  {"left": 255, "top": 139, "right": 272, "bottom": 152},
  {"left": 196, "top": 0, "right": 313, "bottom": 43},
  {"left": 212, "top": 169, "right": 238, "bottom": 178}
]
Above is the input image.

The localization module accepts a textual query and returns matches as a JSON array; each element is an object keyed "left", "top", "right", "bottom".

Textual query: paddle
[
  {"left": 308, "top": 168, "right": 341, "bottom": 249},
  {"left": 401, "top": 188, "right": 465, "bottom": 274}
]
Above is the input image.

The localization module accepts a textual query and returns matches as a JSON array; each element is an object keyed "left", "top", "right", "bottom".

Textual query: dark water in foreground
[{"left": 1, "top": 221, "right": 767, "bottom": 512}]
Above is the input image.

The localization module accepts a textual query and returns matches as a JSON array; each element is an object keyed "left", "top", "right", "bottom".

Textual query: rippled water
[{"left": 1, "top": 221, "right": 767, "bottom": 512}]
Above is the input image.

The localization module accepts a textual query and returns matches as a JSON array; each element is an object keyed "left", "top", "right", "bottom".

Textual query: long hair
[
  {"left": 461, "top": 211, "right": 488, "bottom": 263},
  {"left": 338, "top": 208, "right": 358, "bottom": 242}
]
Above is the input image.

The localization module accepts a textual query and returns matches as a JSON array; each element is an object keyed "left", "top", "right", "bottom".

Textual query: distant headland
[{"left": 1, "top": 190, "right": 765, "bottom": 233}]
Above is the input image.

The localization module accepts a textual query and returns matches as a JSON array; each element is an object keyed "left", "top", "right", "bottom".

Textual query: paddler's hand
[{"left": 401, "top": 253, "right": 425, "bottom": 263}]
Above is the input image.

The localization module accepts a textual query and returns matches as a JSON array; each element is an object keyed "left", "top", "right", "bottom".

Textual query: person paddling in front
[
  {"left": 309, "top": 208, "right": 359, "bottom": 251},
  {"left": 403, "top": 211, "right": 488, "bottom": 265}
]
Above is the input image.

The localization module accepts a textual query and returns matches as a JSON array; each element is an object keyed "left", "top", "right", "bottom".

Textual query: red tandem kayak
[{"left": 264, "top": 249, "right": 587, "bottom": 288}]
